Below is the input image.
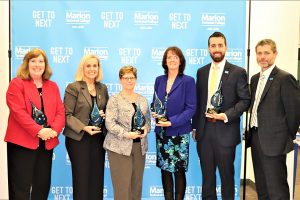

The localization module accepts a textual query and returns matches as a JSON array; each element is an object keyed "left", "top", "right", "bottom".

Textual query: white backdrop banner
[{"left": 11, "top": 1, "right": 246, "bottom": 199}]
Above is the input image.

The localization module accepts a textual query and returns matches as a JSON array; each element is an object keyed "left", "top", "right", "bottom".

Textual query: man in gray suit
[{"left": 249, "top": 39, "right": 300, "bottom": 200}]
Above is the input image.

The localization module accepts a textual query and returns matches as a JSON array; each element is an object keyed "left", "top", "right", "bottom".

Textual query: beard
[{"left": 210, "top": 52, "right": 225, "bottom": 62}]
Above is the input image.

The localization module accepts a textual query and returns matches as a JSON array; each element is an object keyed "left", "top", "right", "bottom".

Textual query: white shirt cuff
[{"left": 223, "top": 114, "right": 228, "bottom": 123}]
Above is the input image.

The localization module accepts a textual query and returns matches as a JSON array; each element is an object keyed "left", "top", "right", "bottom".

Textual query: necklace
[
  {"left": 87, "top": 83, "right": 96, "bottom": 94},
  {"left": 166, "top": 78, "right": 175, "bottom": 93},
  {"left": 88, "top": 87, "right": 95, "bottom": 93}
]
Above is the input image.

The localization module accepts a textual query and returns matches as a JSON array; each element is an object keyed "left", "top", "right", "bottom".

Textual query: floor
[{"left": 240, "top": 146, "right": 300, "bottom": 200}]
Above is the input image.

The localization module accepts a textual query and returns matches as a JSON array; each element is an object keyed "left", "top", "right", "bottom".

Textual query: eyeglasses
[{"left": 122, "top": 77, "right": 136, "bottom": 81}]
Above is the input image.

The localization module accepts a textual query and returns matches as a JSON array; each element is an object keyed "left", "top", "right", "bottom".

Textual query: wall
[
  {"left": 0, "top": 0, "right": 9, "bottom": 199},
  {"left": 241, "top": 1, "right": 300, "bottom": 200}
]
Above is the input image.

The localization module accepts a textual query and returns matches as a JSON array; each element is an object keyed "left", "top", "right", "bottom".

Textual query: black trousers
[
  {"left": 250, "top": 128, "right": 290, "bottom": 200},
  {"left": 66, "top": 133, "right": 105, "bottom": 200},
  {"left": 196, "top": 122, "right": 236, "bottom": 200},
  {"left": 7, "top": 141, "right": 53, "bottom": 200}
]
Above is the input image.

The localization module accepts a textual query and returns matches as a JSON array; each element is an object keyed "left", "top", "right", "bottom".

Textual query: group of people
[{"left": 4, "top": 31, "right": 300, "bottom": 200}]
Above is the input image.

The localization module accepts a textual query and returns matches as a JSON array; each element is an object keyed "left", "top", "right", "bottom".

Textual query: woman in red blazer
[{"left": 4, "top": 48, "right": 65, "bottom": 200}]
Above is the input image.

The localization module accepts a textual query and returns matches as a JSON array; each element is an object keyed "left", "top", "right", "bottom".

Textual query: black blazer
[
  {"left": 192, "top": 61, "right": 250, "bottom": 147},
  {"left": 250, "top": 66, "right": 300, "bottom": 156}
]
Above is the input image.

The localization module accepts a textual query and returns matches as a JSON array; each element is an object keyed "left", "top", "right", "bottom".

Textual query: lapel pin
[
  {"left": 269, "top": 77, "right": 273, "bottom": 81},
  {"left": 224, "top": 70, "right": 229, "bottom": 74}
]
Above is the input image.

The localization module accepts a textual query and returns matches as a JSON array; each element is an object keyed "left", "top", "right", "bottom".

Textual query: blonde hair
[
  {"left": 74, "top": 55, "right": 103, "bottom": 82},
  {"left": 16, "top": 48, "right": 52, "bottom": 80},
  {"left": 119, "top": 66, "right": 137, "bottom": 79},
  {"left": 255, "top": 39, "right": 277, "bottom": 53}
]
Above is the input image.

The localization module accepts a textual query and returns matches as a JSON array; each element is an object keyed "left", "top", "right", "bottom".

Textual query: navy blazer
[
  {"left": 153, "top": 74, "right": 196, "bottom": 136},
  {"left": 192, "top": 61, "right": 250, "bottom": 147}
]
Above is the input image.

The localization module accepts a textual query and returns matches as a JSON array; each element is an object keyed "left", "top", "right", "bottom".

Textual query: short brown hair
[
  {"left": 119, "top": 66, "right": 137, "bottom": 79},
  {"left": 75, "top": 54, "right": 103, "bottom": 82},
  {"left": 16, "top": 48, "right": 52, "bottom": 80},
  {"left": 162, "top": 46, "right": 186, "bottom": 75},
  {"left": 255, "top": 39, "right": 277, "bottom": 53},
  {"left": 208, "top": 31, "right": 227, "bottom": 46}
]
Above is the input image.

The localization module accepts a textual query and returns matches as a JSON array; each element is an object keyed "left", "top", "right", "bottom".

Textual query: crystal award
[
  {"left": 132, "top": 104, "right": 146, "bottom": 134},
  {"left": 30, "top": 100, "right": 48, "bottom": 127},
  {"left": 151, "top": 91, "right": 167, "bottom": 123},
  {"left": 207, "top": 81, "right": 224, "bottom": 114},
  {"left": 89, "top": 97, "right": 104, "bottom": 127}
]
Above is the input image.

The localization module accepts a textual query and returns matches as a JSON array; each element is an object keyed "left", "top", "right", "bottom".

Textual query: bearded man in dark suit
[{"left": 192, "top": 32, "right": 250, "bottom": 200}]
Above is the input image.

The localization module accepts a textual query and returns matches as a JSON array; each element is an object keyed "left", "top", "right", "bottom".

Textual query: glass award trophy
[
  {"left": 89, "top": 98, "right": 104, "bottom": 127},
  {"left": 207, "top": 81, "right": 224, "bottom": 114},
  {"left": 30, "top": 100, "right": 48, "bottom": 127},
  {"left": 132, "top": 104, "right": 146, "bottom": 134},
  {"left": 151, "top": 91, "right": 167, "bottom": 123}
]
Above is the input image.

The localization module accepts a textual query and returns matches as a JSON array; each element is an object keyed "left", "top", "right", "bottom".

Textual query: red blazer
[{"left": 5, "top": 77, "right": 65, "bottom": 150}]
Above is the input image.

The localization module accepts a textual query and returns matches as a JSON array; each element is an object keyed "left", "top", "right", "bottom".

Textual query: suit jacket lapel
[
  {"left": 250, "top": 74, "right": 259, "bottom": 109},
  {"left": 202, "top": 65, "right": 210, "bottom": 102},
  {"left": 259, "top": 66, "right": 278, "bottom": 104},
  {"left": 80, "top": 81, "right": 92, "bottom": 108},
  {"left": 169, "top": 75, "right": 182, "bottom": 95},
  {"left": 160, "top": 75, "right": 168, "bottom": 97},
  {"left": 95, "top": 82, "right": 104, "bottom": 109},
  {"left": 220, "top": 62, "right": 231, "bottom": 87}
]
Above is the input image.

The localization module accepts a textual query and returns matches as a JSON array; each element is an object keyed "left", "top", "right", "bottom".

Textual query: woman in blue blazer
[{"left": 152, "top": 46, "right": 196, "bottom": 200}]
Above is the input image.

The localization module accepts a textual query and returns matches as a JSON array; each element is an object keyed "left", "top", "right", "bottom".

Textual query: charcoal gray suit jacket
[{"left": 250, "top": 66, "right": 300, "bottom": 156}]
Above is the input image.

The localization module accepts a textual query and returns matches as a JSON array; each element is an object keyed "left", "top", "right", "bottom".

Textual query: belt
[
  {"left": 133, "top": 138, "right": 141, "bottom": 143},
  {"left": 251, "top": 126, "right": 258, "bottom": 131},
  {"left": 206, "top": 117, "right": 217, "bottom": 123}
]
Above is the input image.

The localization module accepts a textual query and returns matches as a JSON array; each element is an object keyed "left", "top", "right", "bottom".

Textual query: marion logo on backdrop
[
  {"left": 65, "top": 10, "right": 91, "bottom": 29},
  {"left": 32, "top": 10, "right": 55, "bottom": 28},
  {"left": 169, "top": 12, "right": 191, "bottom": 30},
  {"left": 201, "top": 13, "right": 226, "bottom": 27},
  {"left": 225, "top": 48, "right": 243, "bottom": 63},
  {"left": 151, "top": 47, "right": 165, "bottom": 65},
  {"left": 145, "top": 151, "right": 156, "bottom": 169},
  {"left": 15, "top": 46, "right": 39, "bottom": 59},
  {"left": 134, "top": 83, "right": 154, "bottom": 101},
  {"left": 84, "top": 47, "right": 109, "bottom": 61},
  {"left": 149, "top": 186, "right": 164, "bottom": 197},
  {"left": 101, "top": 11, "right": 124, "bottom": 29},
  {"left": 134, "top": 11, "right": 159, "bottom": 30}
]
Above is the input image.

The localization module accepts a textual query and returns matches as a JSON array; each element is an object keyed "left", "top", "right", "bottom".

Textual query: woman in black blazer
[{"left": 63, "top": 55, "right": 109, "bottom": 200}]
